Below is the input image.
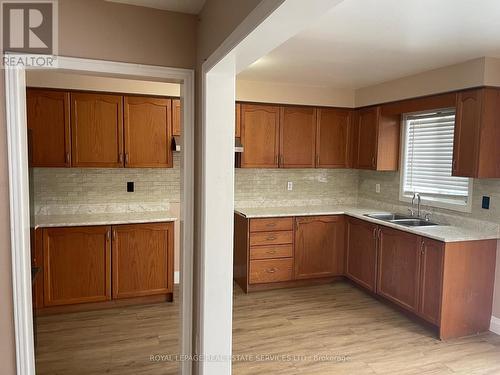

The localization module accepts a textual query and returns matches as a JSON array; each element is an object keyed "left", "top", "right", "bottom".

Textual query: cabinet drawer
[
  {"left": 250, "top": 231, "right": 293, "bottom": 246},
  {"left": 250, "top": 245, "right": 293, "bottom": 260},
  {"left": 249, "top": 258, "right": 293, "bottom": 284},
  {"left": 250, "top": 217, "right": 293, "bottom": 232}
]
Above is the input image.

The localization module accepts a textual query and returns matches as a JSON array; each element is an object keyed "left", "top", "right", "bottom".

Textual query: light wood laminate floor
[{"left": 36, "top": 282, "right": 500, "bottom": 374}]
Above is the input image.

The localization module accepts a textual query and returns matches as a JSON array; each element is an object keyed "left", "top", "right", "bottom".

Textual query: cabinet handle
[
  {"left": 266, "top": 250, "right": 277, "bottom": 255},
  {"left": 106, "top": 231, "right": 111, "bottom": 241},
  {"left": 266, "top": 236, "right": 277, "bottom": 241},
  {"left": 275, "top": 155, "right": 279, "bottom": 165},
  {"left": 266, "top": 268, "right": 277, "bottom": 273},
  {"left": 65, "top": 152, "right": 70, "bottom": 165},
  {"left": 125, "top": 153, "right": 129, "bottom": 164},
  {"left": 420, "top": 241, "right": 425, "bottom": 255},
  {"left": 316, "top": 155, "right": 320, "bottom": 166},
  {"left": 119, "top": 153, "right": 124, "bottom": 163},
  {"left": 280, "top": 155, "right": 284, "bottom": 165},
  {"left": 113, "top": 230, "right": 117, "bottom": 241},
  {"left": 372, "top": 156, "right": 376, "bottom": 167},
  {"left": 378, "top": 228, "right": 381, "bottom": 239},
  {"left": 266, "top": 223, "right": 276, "bottom": 227},
  {"left": 452, "top": 159, "right": 457, "bottom": 171},
  {"left": 372, "top": 227, "right": 377, "bottom": 239}
]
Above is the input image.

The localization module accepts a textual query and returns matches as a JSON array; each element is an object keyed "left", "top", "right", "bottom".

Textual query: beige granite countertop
[
  {"left": 34, "top": 211, "right": 177, "bottom": 229},
  {"left": 235, "top": 206, "right": 500, "bottom": 243}
]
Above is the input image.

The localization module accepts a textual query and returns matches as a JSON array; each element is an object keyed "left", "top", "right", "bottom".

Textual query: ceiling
[
  {"left": 238, "top": 0, "right": 500, "bottom": 89},
  {"left": 106, "top": 0, "right": 206, "bottom": 14}
]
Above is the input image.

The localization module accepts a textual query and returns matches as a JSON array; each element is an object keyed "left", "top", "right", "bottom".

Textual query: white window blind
[{"left": 402, "top": 110, "right": 470, "bottom": 203}]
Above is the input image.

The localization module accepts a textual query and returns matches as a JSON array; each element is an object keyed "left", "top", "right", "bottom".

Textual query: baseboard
[
  {"left": 174, "top": 271, "right": 180, "bottom": 284},
  {"left": 490, "top": 316, "right": 500, "bottom": 335}
]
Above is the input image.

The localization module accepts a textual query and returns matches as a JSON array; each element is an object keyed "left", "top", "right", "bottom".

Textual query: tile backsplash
[
  {"left": 235, "top": 168, "right": 359, "bottom": 208},
  {"left": 33, "top": 153, "right": 180, "bottom": 215}
]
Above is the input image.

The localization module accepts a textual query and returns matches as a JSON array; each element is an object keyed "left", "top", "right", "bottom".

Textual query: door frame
[{"left": 4, "top": 55, "right": 194, "bottom": 375}]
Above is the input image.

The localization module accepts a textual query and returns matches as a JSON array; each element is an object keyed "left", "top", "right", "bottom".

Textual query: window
[{"left": 400, "top": 109, "right": 472, "bottom": 212}]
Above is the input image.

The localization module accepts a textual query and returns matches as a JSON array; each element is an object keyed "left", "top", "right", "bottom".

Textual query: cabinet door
[
  {"left": 316, "top": 108, "right": 351, "bottom": 168},
  {"left": 240, "top": 104, "right": 280, "bottom": 168},
  {"left": 71, "top": 93, "right": 124, "bottom": 167},
  {"left": 112, "top": 222, "right": 173, "bottom": 299},
  {"left": 235, "top": 102, "right": 241, "bottom": 138},
  {"left": 355, "top": 107, "right": 379, "bottom": 169},
  {"left": 294, "top": 215, "right": 345, "bottom": 279},
  {"left": 43, "top": 226, "right": 111, "bottom": 306},
  {"left": 172, "top": 98, "right": 181, "bottom": 136},
  {"left": 26, "top": 89, "right": 71, "bottom": 167},
  {"left": 453, "top": 89, "right": 482, "bottom": 177},
  {"left": 418, "top": 238, "right": 443, "bottom": 325},
  {"left": 124, "top": 96, "right": 172, "bottom": 168},
  {"left": 280, "top": 106, "right": 316, "bottom": 168},
  {"left": 345, "top": 217, "right": 378, "bottom": 291},
  {"left": 377, "top": 227, "right": 421, "bottom": 312}
]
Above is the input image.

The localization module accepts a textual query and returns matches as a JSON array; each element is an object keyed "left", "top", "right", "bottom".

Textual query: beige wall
[
  {"left": 236, "top": 79, "right": 355, "bottom": 107},
  {"left": 59, "top": 0, "right": 197, "bottom": 68},
  {"left": 26, "top": 71, "right": 181, "bottom": 96},
  {"left": 355, "top": 57, "right": 486, "bottom": 106}
]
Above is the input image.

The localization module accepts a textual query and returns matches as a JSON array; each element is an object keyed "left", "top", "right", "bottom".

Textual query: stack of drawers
[{"left": 248, "top": 217, "right": 294, "bottom": 284}]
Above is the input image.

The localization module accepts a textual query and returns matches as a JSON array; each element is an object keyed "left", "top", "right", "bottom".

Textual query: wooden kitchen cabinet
[
  {"left": 240, "top": 104, "right": 280, "bottom": 168},
  {"left": 124, "top": 96, "right": 172, "bottom": 168},
  {"left": 453, "top": 88, "right": 500, "bottom": 178},
  {"left": 71, "top": 92, "right": 124, "bottom": 168},
  {"left": 235, "top": 102, "right": 241, "bottom": 138},
  {"left": 316, "top": 108, "right": 351, "bottom": 168},
  {"left": 345, "top": 217, "right": 378, "bottom": 291},
  {"left": 418, "top": 238, "right": 443, "bottom": 325},
  {"left": 377, "top": 227, "right": 421, "bottom": 312},
  {"left": 280, "top": 106, "right": 316, "bottom": 168},
  {"left": 294, "top": 215, "right": 345, "bottom": 279},
  {"left": 112, "top": 223, "right": 174, "bottom": 299},
  {"left": 43, "top": 226, "right": 111, "bottom": 307},
  {"left": 26, "top": 89, "right": 71, "bottom": 167},
  {"left": 351, "top": 106, "right": 400, "bottom": 171},
  {"left": 172, "top": 98, "right": 181, "bottom": 136}
]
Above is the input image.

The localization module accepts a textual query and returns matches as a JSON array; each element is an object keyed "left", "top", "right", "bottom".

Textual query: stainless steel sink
[{"left": 364, "top": 213, "right": 439, "bottom": 227}]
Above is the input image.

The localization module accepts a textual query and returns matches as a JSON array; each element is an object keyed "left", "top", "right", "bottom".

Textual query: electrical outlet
[
  {"left": 375, "top": 183, "right": 381, "bottom": 193},
  {"left": 127, "top": 181, "right": 134, "bottom": 192},
  {"left": 482, "top": 196, "right": 490, "bottom": 209},
  {"left": 287, "top": 181, "right": 293, "bottom": 191}
]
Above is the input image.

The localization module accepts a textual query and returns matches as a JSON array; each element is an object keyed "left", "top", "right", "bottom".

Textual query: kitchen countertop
[
  {"left": 235, "top": 206, "right": 499, "bottom": 243},
  {"left": 34, "top": 211, "right": 177, "bottom": 229}
]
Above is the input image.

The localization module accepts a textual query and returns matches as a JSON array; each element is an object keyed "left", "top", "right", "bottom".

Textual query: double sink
[{"left": 364, "top": 213, "right": 439, "bottom": 227}]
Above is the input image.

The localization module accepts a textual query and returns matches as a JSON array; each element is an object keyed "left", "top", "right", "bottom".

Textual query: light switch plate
[
  {"left": 287, "top": 181, "right": 293, "bottom": 191},
  {"left": 375, "top": 183, "right": 381, "bottom": 193}
]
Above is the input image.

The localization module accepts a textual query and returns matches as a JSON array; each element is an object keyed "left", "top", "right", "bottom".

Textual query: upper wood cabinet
[
  {"left": 345, "top": 217, "right": 378, "bottom": 292},
  {"left": 112, "top": 222, "right": 173, "bottom": 299},
  {"left": 377, "top": 227, "right": 421, "bottom": 312},
  {"left": 26, "top": 89, "right": 71, "bottom": 167},
  {"left": 453, "top": 88, "right": 500, "bottom": 178},
  {"left": 71, "top": 93, "right": 124, "bottom": 168},
  {"left": 316, "top": 108, "right": 351, "bottom": 168},
  {"left": 240, "top": 104, "right": 280, "bottom": 168},
  {"left": 294, "top": 215, "right": 344, "bottom": 279},
  {"left": 172, "top": 98, "right": 181, "bottom": 136},
  {"left": 43, "top": 226, "right": 111, "bottom": 306},
  {"left": 280, "top": 106, "right": 316, "bottom": 168},
  {"left": 418, "top": 238, "right": 443, "bottom": 325},
  {"left": 352, "top": 106, "right": 400, "bottom": 171},
  {"left": 124, "top": 96, "right": 172, "bottom": 168}
]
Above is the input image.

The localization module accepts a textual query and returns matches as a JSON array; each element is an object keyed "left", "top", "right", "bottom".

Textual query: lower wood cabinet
[
  {"left": 345, "top": 217, "right": 378, "bottom": 291},
  {"left": 35, "top": 222, "right": 174, "bottom": 312},
  {"left": 43, "top": 226, "right": 111, "bottom": 307},
  {"left": 418, "top": 238, "right": 444, "bottom": 325},
  {"left": 112, "top": 223, "right": 174, "bottom": 299},
  {"left": 377, "top": 227, "right": 421, "bottom": 312},
  {"left": 294, "top": 215, "right": 345, "bottom": 279}
]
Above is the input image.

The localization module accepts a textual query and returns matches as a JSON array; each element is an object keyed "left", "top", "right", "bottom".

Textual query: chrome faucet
[{"left": 412, "top": 193, "right": 421, "bottom": 218}]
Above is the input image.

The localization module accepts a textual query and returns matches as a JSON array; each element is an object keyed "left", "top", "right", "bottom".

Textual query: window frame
[{"left": 399, "top": 109, "right": 473, "bottom": 213}]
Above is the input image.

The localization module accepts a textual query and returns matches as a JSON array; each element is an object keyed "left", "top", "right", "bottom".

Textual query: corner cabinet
[
  {"left": 316, "top": 108, "right": 351, "bottom": 168},
  {"left": 453, "top": 88, "right": 500, "bottom": 178},
  {"left": 294, "top": 216, "right": 344, "bottom": 279}
]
